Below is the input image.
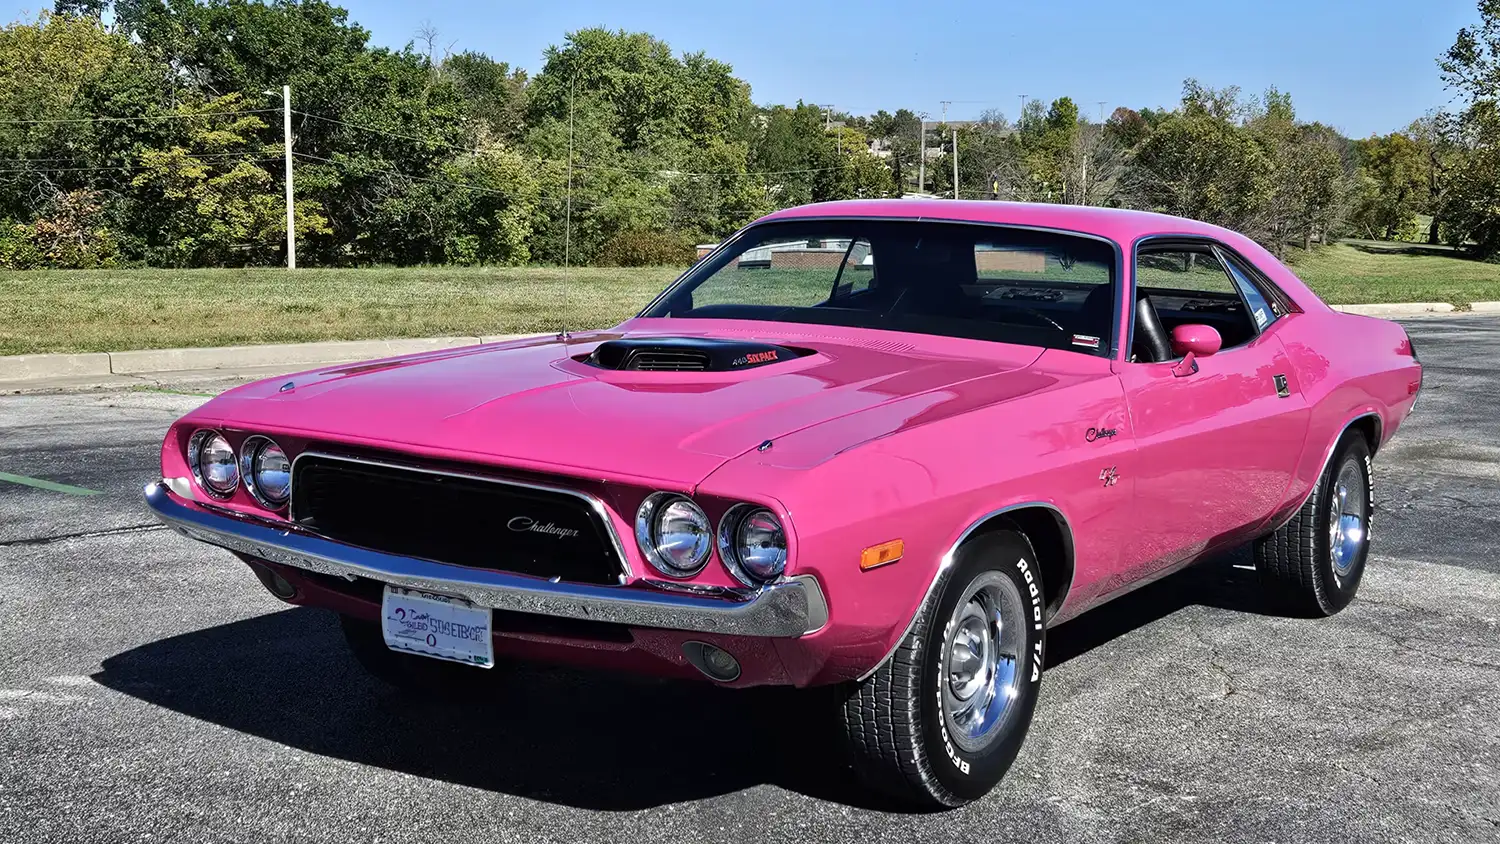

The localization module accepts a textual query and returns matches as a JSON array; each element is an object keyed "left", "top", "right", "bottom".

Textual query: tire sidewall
[
  {"left": 1314, "top": 434, "right": 1374, "bottom": 612},
  {"left": 916, "top": 530, "right": 1046, "bottom": 802}
]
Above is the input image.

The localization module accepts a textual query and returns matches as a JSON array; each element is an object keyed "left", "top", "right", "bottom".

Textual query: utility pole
[
  {"left": 280, "top": 85, "right": 295, "bottom": 270},
  {"left": 939, "top": 100, "right": 951, "bottom": 123},
  {"left": 822, "top": 104, "right": 840, "bottom": 154},
  {"left": 1018, "top": 93, "right": 1027, "bottom": 122},
  {"left": 952, "top": 127, "right": 959, "bottom": 200},
  {"left": 917, "top": 112, "right": 928, "bottom": 194},
  {"left": 1097, "top": 101, "right": 1107, "bottom": 123}
]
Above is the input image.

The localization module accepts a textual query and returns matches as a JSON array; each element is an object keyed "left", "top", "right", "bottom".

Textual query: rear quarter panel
[
  {"left": 698, "top": 351, "right": 1133, "bottom": 686},
  {"left": 1265, "top": 310, "right": 1421, "bottom": 527}
]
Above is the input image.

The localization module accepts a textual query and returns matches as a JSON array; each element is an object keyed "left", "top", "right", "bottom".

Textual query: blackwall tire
[
  {"left": 839, "top": 529, "right": 1047, "bottom": 809},
  {"left": 338, "top": 614, "right": 496, "bottom": 692},
  {"left": 1255, "top": 431, "right": 1374, "bottom": 616}
]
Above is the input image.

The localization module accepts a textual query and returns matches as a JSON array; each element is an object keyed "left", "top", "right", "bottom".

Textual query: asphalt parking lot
[{"left": 2, "top": 316, "right": 1498, "bottom": 844}]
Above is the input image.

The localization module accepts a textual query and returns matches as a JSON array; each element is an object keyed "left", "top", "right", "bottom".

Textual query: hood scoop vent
[{"left": 585, "top": 337, "right": 809, "bottom": 373}]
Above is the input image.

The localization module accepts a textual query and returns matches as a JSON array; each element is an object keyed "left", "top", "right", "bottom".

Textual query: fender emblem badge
[{"left": 1099, "top": 466, "right": 1119, "bottom": 487}]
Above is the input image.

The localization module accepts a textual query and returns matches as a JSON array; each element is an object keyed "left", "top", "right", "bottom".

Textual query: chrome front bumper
[{"left": 144, "top": 482, "right": 828, "bottom": 638}]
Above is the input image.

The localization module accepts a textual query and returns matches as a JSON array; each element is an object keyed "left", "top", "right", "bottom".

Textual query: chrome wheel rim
[
  {"left": 1328, "top": 460, "right": 1368, "bottom": 578},
  {"left": 941, "top": 571, "right": 1026, "bottom": 753}
]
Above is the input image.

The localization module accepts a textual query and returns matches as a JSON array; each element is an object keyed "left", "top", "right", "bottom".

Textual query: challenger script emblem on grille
[{"left": 507, "top": 516, "right": 581, "bottom": 540}]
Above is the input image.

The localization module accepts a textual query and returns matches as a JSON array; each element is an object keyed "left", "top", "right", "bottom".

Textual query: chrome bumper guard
[{"left": 144, "top": 482, "right": 828, "bottom": 638}]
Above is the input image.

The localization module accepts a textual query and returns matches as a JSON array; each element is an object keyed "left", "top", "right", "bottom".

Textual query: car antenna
[{"left": 560, "top": 71, "right": 576, "bottom": 353}]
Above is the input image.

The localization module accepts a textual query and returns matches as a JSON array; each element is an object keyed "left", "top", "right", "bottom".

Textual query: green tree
[
  {"left": 1351, "top": 132, "right": 1428, "bottom": 240},
  {"left": 441, "top": 51, "right": 528, "bottom": 144},
  {"left": 1130, "top": 92, "right": 1272, "bottom": 231},
  {"left": 129, "top": 94, "right": 330, "bottom": 265}
]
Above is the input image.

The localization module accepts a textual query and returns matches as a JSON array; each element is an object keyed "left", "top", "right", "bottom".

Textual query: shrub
[{"left": 596, "top": 227, "right": 696, "bottom": 267}]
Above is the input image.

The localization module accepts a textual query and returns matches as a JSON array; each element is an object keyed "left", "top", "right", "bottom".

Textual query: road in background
[{"left": 1, "top": 317, "right": 1497, "bottom": 843}]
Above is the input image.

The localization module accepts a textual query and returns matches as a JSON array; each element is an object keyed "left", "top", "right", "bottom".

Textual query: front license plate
[{"left": 380, "top": 585, "right": 494, "bottom": 668}]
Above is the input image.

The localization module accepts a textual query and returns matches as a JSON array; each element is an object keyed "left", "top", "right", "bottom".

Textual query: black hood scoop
[{"left": 584, "top": 337, "right": 810, "bottom": 373}]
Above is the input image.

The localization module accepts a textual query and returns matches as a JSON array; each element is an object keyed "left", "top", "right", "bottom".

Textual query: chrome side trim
[
  {"left": 289, "top": 450, "right": 632, "bottom": 585},
  {"left": 1267, "top": 411, "right": 1382, "bottom": 534},
  {"left": 145, "top": 482, "right": 826, "bottom": 638},
  {"left": 856, "top": 501, "right": 1073, "bottom": 682}
]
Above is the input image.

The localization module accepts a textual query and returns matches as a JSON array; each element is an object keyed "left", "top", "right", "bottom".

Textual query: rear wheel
[
  {"left": 839, "top": 530, "right": 1046, "bottom": 808},
  {"left": 339, "top": 614, "right": 497, "bottom": 692},
  {"left": 1255, "top": 431, "right": 1374, "bottom": 615}
]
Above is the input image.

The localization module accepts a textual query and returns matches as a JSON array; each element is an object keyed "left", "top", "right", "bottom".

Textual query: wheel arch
[
  {"left": 856, "top": 500, "right": 1076, "bottom": 681},
  {"left": 1347, "top": 412, "right": 1384, "bottom": 456},
  {"left": 1268, "top": 409, "right": 1384, "bottom": 535}
]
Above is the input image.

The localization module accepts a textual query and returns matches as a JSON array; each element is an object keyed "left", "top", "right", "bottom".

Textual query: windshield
[{"left": 642, "top": 219, "right": 1119, "bottom": 355}]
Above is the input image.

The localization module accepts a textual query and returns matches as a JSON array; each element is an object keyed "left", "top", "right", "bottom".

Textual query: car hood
[{"left": 190, "top": 320, "right": 1048, "bottom": 488}]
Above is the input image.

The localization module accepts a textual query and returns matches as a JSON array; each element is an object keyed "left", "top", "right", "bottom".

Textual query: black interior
[{"left": 1132, "top": 296, "right": 1174, "bottom": 362}]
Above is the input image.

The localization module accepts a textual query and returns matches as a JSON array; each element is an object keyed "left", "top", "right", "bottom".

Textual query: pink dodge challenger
[{"left": 146, "top": 200, "right": 1422, "bottom": 807}]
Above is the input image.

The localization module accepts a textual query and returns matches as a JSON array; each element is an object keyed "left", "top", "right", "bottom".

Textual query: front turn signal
[{"left": 860, "top": 539, "right": 904, "bottom": 571}]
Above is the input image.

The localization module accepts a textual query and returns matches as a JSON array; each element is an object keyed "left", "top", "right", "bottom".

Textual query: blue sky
[{"left": 7, "top": 0, "right": 1480, "bottom": 136}]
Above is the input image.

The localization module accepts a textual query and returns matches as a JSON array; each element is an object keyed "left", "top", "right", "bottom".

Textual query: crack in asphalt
[
  {"left": 0, "top": 524, "right": 167, "bottom": 549},
  {"left": 1189, "top": 623, "right": 1242, "bottom": 700}
]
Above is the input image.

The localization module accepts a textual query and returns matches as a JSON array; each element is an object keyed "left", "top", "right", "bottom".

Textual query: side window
[
  {"left": 1222, "top": 258, "right": 1279, "bottom": 330},
  {"left": 1135, "top": 247, "right": 1257, "bottom": 350},
  {"left": 832, "top": 239, "right": 874, "bottom": 298},
  {"left": 1136, "top": 249, "right": 1239, "bottom": 296}
]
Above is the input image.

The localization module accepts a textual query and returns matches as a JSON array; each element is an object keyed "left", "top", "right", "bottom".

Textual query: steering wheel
[{"left": 1001, "top": 306, "right": 1067, "bottom": 333}]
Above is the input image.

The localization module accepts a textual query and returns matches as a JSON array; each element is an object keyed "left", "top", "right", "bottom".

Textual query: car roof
[{"left": 757, "top": 199, "right": 1233, "bottom": 245}]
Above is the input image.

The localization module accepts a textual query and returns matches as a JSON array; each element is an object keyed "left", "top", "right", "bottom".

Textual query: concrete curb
[
  {"left": 1470, "top": 301, "right": 1500, "bottom": 313},
  {"left": 0, "top": 352, "right": 113, "bottom": 381},
  {"left": 1331, "top": 302, "right": 1455, "bottom": 317},
  {"left": 0, "top": 334, "right": 531, "bottom": 383}
]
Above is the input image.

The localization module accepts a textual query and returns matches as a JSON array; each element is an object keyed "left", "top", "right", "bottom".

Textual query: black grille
[
  {"left": 626, "top": 350, "right": 710, "bottom": 371},
  {"left": 291, "top": 455, "right": 623, "bottom": 585}
]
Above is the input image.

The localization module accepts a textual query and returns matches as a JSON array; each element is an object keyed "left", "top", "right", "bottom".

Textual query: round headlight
[
  {"left": 719, "top": 505, "right": 787, "bottom": 585},
  {"left": 636, "top": 493, "right": 712, "bottom": 576},
  {"left": 188, "top": 430, "right": 238, "bottom": 498},
  {"left": 240, "top": 436, "right": 291, "bottom": 508}
]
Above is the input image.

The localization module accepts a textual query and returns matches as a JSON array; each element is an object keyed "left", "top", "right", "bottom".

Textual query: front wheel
[{"left": 839, "top": 529, "right": 1046, "bottom": 808}]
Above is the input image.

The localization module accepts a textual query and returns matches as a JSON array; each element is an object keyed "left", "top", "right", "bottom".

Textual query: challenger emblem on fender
[{"left": 1099, "top": 466, "right": 1119, "bottom": 487}]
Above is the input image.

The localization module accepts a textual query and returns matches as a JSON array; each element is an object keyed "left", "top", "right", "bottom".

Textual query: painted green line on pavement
[{"left": 0, "top": 471, "right": 102, "bottom": 496}]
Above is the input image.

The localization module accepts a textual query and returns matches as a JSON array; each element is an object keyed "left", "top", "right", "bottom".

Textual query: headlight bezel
[
  {"left": 717, "top": 503, "right": 788, "bottom": 587},
  {"left": 239, "top": 435, "right": 291, "bottom": 509},
  {"left": 187, "top": 429, "right": 239, "bottom": 499},
  {"left": 635, "top": 492, "right": 713, "bottom": 577}
]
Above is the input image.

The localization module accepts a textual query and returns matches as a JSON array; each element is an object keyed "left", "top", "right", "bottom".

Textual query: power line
[
  {"left": 292, "top": 109, "right": 861, "bottom": 179},
  {"left": 0, "top": 109, "right": 278, "bottom": 126},
  {"left": 0, "top": 151, "right": 280, "bottom": 167},
  {"left": 291, "top": 150, "right": 594, "bottom": 208},
  {"left": 0, "top": 156, "right": 283, "bottom": 174}
]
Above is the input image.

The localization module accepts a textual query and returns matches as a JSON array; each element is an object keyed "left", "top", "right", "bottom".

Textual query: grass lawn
[
  {"left": 3, "top": 242, "right": 1498, "bottom": 355},
  {"left": 0, "top": 266, "right": 679, "bottom": 356},
  {"left": 1287, "top": 242, "right": 1500, "bottom": 306}
]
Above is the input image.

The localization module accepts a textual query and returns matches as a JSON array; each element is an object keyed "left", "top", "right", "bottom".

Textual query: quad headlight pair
[
  {"left": 635, "top": 493, "right": 787, "bottom": 586},
  {"left": 186, "top": 430, "right": 290, "bottom": 508}
]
